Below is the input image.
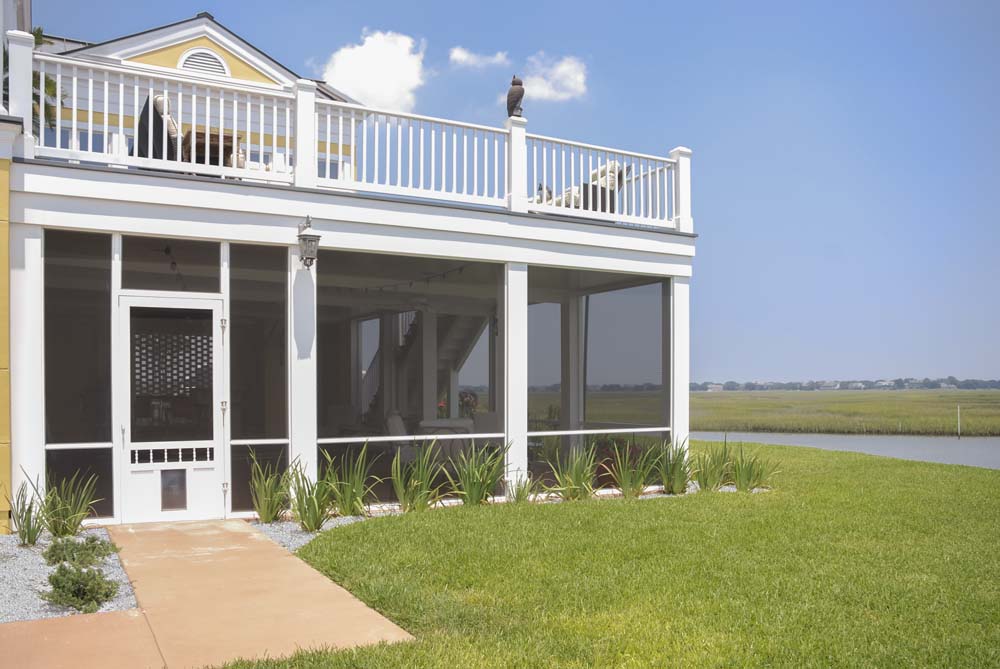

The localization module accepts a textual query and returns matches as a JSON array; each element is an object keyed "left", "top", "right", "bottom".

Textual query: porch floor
[{"left": 0, "top": 520, "right": 412, "bottom": 668}]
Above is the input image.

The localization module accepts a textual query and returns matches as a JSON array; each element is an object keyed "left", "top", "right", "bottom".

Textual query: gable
[{"left": 126, "top": 35, "right": 278, "bottom": 85}]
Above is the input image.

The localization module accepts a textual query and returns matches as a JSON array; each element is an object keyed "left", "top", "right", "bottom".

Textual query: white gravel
[
  {"left": 0, "top": 527, "right": 137, "bottom": 624},
  {"left": 253, "top": 516, "right": 365, "bottom": 552}
]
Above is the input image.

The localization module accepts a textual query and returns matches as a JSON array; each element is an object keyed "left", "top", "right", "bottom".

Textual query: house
[
  {"left": 706, "top": 383, "right": 724, "bottom": 392},
  {"left": 0, "top": 8, "right": 694, "bottom": 528},
  {"left": 818, "top": 381, "right": 841, "bottom": 391}
]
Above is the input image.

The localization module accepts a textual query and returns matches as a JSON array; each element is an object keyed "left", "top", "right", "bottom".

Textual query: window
[
  {"left": 178, "top": 48, "right": 229, "bottom": 77},
  {"left": 46, "top": 448, "right": 114, "bottom": 518},
  {"left": 122, "top": 236, "right": 220, "bottom": 292},
  {"left": 527, "top": 267, "right": 670, "bottom": 477},
  {"left": 45, "top": 230, "right": 112, "bottom": 443}
]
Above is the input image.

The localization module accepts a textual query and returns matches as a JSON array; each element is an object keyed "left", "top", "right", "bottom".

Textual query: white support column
[
  {"left": 669, "top": 146, "right": 693, "bottom": 233},
  {"left": 448, "top": 369, "right": 460, "bottom": 419},
  {"left": 7, "top": 30, "right": 35, "bottom": 158},
  {"left": 419, "top": 310, "right": 438, "bottom": 421},
  {"left": 288, "top": 246, "right": 318, "bottom": 479},
  {"left": 349, "top": 320, "right": 361, "bottom": 415},
  {"left": 560, "top": 296, "right": 586, "bottom": 432},
  {"left": 501, "top": 263, "right": 528, "bottom": 483},
  {"left": 505, "top": 116, "right": 528, "bottom": 213},
  {"left": 665, "top": 277, "right": 690, "bottom": 447},
  {"left": 379, "top": 314, "right": 395, "bottom": 417},
  {"left": 10, "top": 223, "right": 45, "bottom": 497},
  {"left": 293, "top": 79, "right": 317, "bottom": 189}
]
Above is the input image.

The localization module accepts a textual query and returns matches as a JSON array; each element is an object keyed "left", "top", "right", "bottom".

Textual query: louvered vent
[{"left": 179, "top": 50, "right": 228, "bottom": 76}]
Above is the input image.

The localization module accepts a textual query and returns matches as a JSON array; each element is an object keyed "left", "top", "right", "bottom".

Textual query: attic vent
[{"left": 178, "top": 49, "right": 229, "bottom": 76}]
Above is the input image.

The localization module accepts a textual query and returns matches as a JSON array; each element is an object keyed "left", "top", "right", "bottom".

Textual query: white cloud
[
  {"left": 449, "top": 46, "right": 510, "bottom": 68},
  {"left": 322, "top": 30, "right": 426, "bottom": 112},
  {"left": 522, "top": 52, "right": 587, "bottom": 102}
]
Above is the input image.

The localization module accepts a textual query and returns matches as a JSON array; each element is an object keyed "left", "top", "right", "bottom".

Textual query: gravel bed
[
  {"left": 0, "top": 527, "right": 137, "bottom": 624},
  {"left": 253, "top": 516, "right": 365, "bottom": 552}
]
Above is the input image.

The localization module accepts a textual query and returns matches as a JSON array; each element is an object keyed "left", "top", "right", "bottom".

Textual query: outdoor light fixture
[{"left": 297, "top": 216, "right": 321, "bottom": 269}]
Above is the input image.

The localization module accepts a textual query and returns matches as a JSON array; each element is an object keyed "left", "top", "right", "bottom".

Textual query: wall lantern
[{"left": 297, "top": 216, "right": 321, "bottom": 269}]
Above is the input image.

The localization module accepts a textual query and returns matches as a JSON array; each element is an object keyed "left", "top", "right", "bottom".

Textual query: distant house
[
  {"left": 819, "top": 381, "right": 841, "bottom": 391},
  {"left": 847, "top": 382, "right": 865, "bottom": 390},
  {"left": 706, "top": 384, "right": 724, "bottom": 392},
  {"left": 875, "top": 380, "right": 894, "bottom": 389}
]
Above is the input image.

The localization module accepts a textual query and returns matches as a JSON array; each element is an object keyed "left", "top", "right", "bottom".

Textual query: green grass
[
  {"left": 528, "top": 389, "right": 1000, "bottom": 436},
  {"left": 225, "top": 443, "right": 999, "bottom": 668}
]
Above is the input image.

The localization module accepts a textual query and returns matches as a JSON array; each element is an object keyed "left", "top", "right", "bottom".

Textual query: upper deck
[{"left": 4, "top": 29, "right": 692, "bottom": 237}]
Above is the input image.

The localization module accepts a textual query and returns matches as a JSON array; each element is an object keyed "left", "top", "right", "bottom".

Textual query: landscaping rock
[
  {"left": 0, "top": 528, "right": 137, "bottom": 624},
  {"left": 253, "top": 516, "right": 364, "bottom": 552}
]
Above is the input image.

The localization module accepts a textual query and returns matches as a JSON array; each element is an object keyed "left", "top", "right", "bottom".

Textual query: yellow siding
[
  {"left": 0, "top": 159, "right": 9, "bottom": 534},
  {"left": 127, "top": 36, "right": 278, "bottom": 85}
]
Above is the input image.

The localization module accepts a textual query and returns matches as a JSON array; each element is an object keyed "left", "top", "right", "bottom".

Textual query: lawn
[
  {"left": 526, "top": 389, "right": 1000, "bottom": 436},
  {"left": 227, "top": 443, "right": 999, "bottom": 668}
]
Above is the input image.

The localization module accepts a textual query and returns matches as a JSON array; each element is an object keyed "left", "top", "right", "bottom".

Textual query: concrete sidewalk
[{"left": 0, "top": 520, "right": 411, "bottom": 668}]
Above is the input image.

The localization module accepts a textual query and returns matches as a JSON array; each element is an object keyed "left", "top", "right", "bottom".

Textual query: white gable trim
[{"left": 68, "top": 16, "right": 296, "bottom": 88}]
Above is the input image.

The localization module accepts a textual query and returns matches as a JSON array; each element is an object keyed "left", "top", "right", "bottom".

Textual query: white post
[
  {"left": 560, "top": 297, "right": 586, "bottom": 432},
  {"left": 420, "top": 310, "right": 438, "bottom": 421},
  {"left": 10, "top": 224, "right": 45, "bottom": 498},
  {"left": 448, "top": 369, "right": 460, "bottom": 419},
  {"left": 669, "top": 146, "right": 693, "bottom": 233},
  {"left": 501, "top": 263, "right": 528, "bottom": 484},
  {"left": 505, "top": 116, "right": 528, "bottom": 213},
  {"left": 7, "top": 30, "right": 35, "bottom": 157},
  {"left": 293, "top": 79, "right": 317, "bottom": 189},
  {"left": 668, "top": 277, "right": 691, "bottom": 447},
  {"left": 288, "top": 246, "right": 318, "bottom": 479}
]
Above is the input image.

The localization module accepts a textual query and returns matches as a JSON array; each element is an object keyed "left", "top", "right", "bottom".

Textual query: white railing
[
  {"left": 31, "top": 52, "right": 296, "bottom": 183},
  {"left": 525, "top": 134, "right": 676, "bottom": 227},
  {"left": 316, "top": 99, "right": 508, "bottom": 206},
  {"left": 7, "top": 35, "right": 691, "bottom": 231}
]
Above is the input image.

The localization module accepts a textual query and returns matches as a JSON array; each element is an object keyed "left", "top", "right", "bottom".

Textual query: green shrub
[
  {"left": 43, "top": 535, "right": 117, "bottom": 568},
  {"left": 7, "top": 480, "right": 44, "bottom": 546},
  {"left": 38, "top": 471, "right": 100, "bottom": 538},
  {"left": 391, "top": 443, "right": 445, "bottom": 513},
  {"left": 657, "top": 438, "right": 691, "bottom": 495},
  {"left": 249, "top": 451, "right": 290, "bottom": 523},
  {"left": 693, "top": 441, "right": 733, "bottom": 492},
  {"left": 545, "top": 444, "right": 597, "bottom": 501},
  {"left": 43, "top": 563, "right": 118, "bottom": 613},
  {"left": 323, "top": 443, "right": 380, "bottom": 517},
  {"left": 601, "top": 442, "right": 657, "bottom": 499},
  {"left": 505, "top": 475, "right": 539, "bottom": 504},
  {"left": 731, "top": 447, "right": 781, "bottom": 491},
  {"left": 289, "top": 463, "right": 331, "bottom": 532},
  {"left": 446, "top": 442, "right": 507, "bottom": 505}
]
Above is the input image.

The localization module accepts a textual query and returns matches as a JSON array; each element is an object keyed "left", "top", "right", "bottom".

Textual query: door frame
[{"left": 116, "top": 293, "right": 229, "bottom": 523}]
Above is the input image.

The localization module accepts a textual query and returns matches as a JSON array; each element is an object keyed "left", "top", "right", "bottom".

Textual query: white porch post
[
  {"left": 448, "top": 370, "right": 460, "bottom": 419},
  {"left": 293, "top": 79, "right": 317, "bottom": 189},
  {"left": 10, "top": 223, "right": 45, "bottom": 497},
  {"left": 505, "top": 116, "right": 528, "bottom": 213},
  {"left": 420, "top": 310, "right": 438, "bottom": 421},
  {"left": 7, "top": 30, "right": 35, "bottom": 158},
  {"left": 560, "top": 296, "right": 586, "bottom": 432},
  {"left": 664, "top": 277, "right": 690, "bottom": 447},
  {"left": 288, "top": 246, "right": 318, "bottom": 479},
  {"left": 669, "top": 146, "right": 693, "bottom": 233},
  {"left": 501, "top": 263, "right": 528, "bottom": 483},
  {"left": 379, "top": 314, "right": 396, "bottom": 417}
]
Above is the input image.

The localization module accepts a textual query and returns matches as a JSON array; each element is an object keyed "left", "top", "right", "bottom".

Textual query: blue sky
[{"left": 35, "top": 0, "right": 1000, "bottom": 382}]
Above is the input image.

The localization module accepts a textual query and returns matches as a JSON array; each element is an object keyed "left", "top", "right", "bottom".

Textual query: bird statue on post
[{"left": 507, "top": 75, "right": 524, "bottom": 118}]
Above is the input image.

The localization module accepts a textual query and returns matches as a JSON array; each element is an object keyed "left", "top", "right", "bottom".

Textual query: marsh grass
[
  {"left": 600, "top": 442, "right": 657, "bottom": 499},
  {"left": 545, "top": 444, "right": 598, "bottom": 501},
  {"left": 249, "top": 451, "right": 290, "bottom": 523},
  {"left": 445, "top": 442, "right": 507, "bottom": 505},
  {"left": 731, "top": 446, "right": 781, "bottom": 491},
  {"left": 391, "top": 444, "right": 445, "bottom": 513},
  {"left": 7, "top": 480, "right": 44, "bottom": 546},
  {"left": 324, "top": 443, "right": 380, "bottom": 516},
  {"left": 657, "top": 438, "right": 691, "bottom": 495}
]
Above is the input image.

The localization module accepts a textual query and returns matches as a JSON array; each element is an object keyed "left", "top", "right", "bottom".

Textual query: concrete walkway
[{"left": 0, "top": 520, "right": 411, "bottom": 668}]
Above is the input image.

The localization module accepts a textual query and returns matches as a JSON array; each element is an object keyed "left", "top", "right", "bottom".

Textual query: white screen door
[{"left": 119, "top": 296, "right": 225, "bottom": 523}]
